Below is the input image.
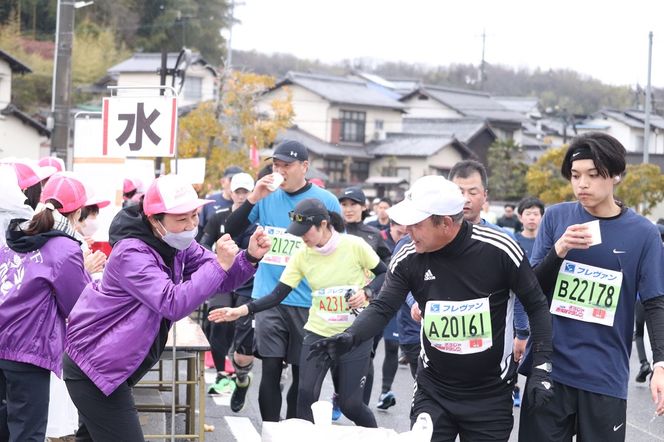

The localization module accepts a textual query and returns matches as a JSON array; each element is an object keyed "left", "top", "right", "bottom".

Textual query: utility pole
[
  {"left": 479, "top": 29, "right": 486, "bottom": 90},
  {"left": 51, "top": 0, "right": 75, "bottom": 164},
  {"left": 643, "top": 31, "right": 653, "bottom": 164}
]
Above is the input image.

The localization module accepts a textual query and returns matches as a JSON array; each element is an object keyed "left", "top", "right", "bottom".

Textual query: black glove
[
  {"left": 307, "top": 332, "right": 355, "bottom": 366},
  {"left": 526, "top": 365, "right": 554, "bottom": 410}
]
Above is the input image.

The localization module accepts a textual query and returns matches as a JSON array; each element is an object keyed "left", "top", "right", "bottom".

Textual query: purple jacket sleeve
[
  {"left": 51, "top": 244, "right": 91, "bottom": 316},
  {"left": 111, "top": 241, "right": 256, "bottom": 321}
]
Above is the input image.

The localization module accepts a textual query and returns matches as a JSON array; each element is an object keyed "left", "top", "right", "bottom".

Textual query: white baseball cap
[
  {"left": 230, "top": 172, "right": 255, "bottom": 192},
  {"left": 387, "top": 175, "right": 465, "bottom": 226},
  {"left": 143, "top": 174, "right": 213, "bottom": 216}
]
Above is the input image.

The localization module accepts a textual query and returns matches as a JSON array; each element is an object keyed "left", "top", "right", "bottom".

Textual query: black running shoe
[
  {"left": 230, "top": 374, "right": 251, "bottom": 412},
  {"left": 636, "top": 362, "right": 652, "bottom": 383}
]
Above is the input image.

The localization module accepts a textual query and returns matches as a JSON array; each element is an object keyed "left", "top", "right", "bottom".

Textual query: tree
[
  {"left": 525, "top": 146, "right": 574, "bottom": 204},
  {"left": 615, "top": 163, "right": 664, "bottom": 216},
  {"left": 487, "top": 139, "right": 529, "bottom": 201},
  {"left": 174, "top": 71, "right": 293, "bottom": 191}
]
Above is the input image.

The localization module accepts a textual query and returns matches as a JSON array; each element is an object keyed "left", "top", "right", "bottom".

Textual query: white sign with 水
[{"left": 102, "top": 96, "right": 178, "bottom": 158}]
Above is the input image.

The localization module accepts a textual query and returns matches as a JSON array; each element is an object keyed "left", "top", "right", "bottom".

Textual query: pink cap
[
  {"left": 123, "top": 178, "right": 142, "bottom": 194},
  {"left": 143, "top": 174, "right": 213, "bottom": 216},
  {"left": 41, "top": 172, "right": 89, "bottom": 213},
  {"left": 38, "top": 156, "right": 65, "bottom": 173},
  {"left": 85, "top": 195, "right": 111, "bottom": 209},
  {"left": 10, "top": 160, "right": 57, "bottom": 190}
]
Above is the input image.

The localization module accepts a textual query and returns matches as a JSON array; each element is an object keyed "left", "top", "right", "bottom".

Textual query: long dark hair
[
  {"left": 327, "top": 211, "right": 345, "bottom": 232},
  {"left": 23, "top": 200, "right": 76, "bottom": 235},
  {"left": 23, "top": 182, "right": 42, "bottom": 210}
]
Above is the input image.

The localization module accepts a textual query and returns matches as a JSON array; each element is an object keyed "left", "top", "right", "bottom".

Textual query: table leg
[
  {"left": 198, "top": 351, "right": 206, "bottom": 441},
  {"left": 186, "top": 356, "right": 196, "bottom": 436}
]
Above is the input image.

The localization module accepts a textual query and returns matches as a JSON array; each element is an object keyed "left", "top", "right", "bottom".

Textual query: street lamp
[{"left": 50, "top": 0, "right": 94, "bottom": 167}]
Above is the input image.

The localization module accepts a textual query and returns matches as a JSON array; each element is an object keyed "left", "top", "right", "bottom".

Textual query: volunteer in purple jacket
[
  {"left": 0, "top": 172, "right": 93, "bottom": 442},
  {"left": 63, "top": 174, "right": 271, "bottom": 441}
]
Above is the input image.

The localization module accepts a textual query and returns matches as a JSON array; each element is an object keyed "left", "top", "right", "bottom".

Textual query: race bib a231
[
  {"left": 550, "top": 259, "right": 623, "bottom": 327},
  {"left": 313, "top": 285, "right": 359, "bottom": 326},
  {"left": 262, "top": 226, "right": 304, "bottom": 266},
  {"left": 424, "top": 298, "right": 493, "bottom": 354}
]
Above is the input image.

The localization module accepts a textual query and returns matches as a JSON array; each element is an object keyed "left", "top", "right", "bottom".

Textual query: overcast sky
[{"left": 229, "top": 0, "right": 664, "bottom": 88}]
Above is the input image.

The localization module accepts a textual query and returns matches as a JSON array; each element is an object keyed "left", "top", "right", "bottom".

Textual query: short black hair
[
  {"left": 517, "top": 196, "right": 545, "bottom": 216},
  {"left": 449, "top": 160, "right": 488, "bottom": 190},
  {"left": 561, "top": 132, "right": 626, "bottom": 180},
  {"left": 377, "top": 197, "right": 392, "bottom": 206},
  {"left": 504, "top": 203, "right": 516, "bottom": 210}
]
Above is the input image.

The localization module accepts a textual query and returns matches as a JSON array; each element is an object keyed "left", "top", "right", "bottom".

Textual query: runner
[
  {"left": 309, "top": 175, "right": 554, "bottom": 441},
  {"left": 211, "top": 198, "right": 385, "bottom": 426},
  {"left": 518, "top": 132, "right": 664, "bottom": 441},
  {"left": 200, "top": 172, "right": 259, "bottom": 409},
  {"left": 223, "top": 140, "right": 341, "bottom": 421}
]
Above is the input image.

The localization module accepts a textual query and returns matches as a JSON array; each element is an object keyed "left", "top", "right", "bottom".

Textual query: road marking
[
  {"left": 627, "top": 422, "right": 664, "bottom": 440},
  {"left": 225, "top": 416, "right": 260, "bottom": 442}
]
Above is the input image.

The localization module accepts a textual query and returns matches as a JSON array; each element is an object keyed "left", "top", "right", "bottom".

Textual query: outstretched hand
[
  {"left": 208, "top": 306, "right": 247, "bottom": 323},
  {"left": 307, "top": 332, "right": 355, "bottom": 367}
]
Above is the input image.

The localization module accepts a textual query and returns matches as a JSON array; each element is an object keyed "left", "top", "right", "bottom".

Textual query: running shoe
[
  {"left": 332, "top": 393, "right": 342, "bottom": 421},
  {"left": 230, "top": 373, "right": 251, "bottom": 412},
  {"left": 376, "top": 391, "right": 396, "bottom": 410},
  {"left": 635, "top": 361, "right": 652, "bottom": 383},
  {"left": 512, "top": 385, "right": 521, "bottom": 407},
  {"left": 208, "top": 376, "right": 236, "bottom": 395}
]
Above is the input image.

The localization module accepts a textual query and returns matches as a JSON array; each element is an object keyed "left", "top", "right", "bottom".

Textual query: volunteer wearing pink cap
[
  {"left": 63, "top": 174, "right": 271, "bottom": 441},
  {"left": 38, "top": 156, "right": 65, "bottom": 173},
  {"left": 0, "top": 172, "right": 92, "bottom": 442},
  {"left": 5, "top": 159, "right": 57, "bottom": 209}
]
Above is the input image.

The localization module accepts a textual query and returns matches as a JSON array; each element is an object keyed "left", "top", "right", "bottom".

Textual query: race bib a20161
[
  {"left": 312, "top": 285, "right": 359, "bottom": 326},
  {"left": 262, "top": 226, "right": 304, "bottom": 266},
  {"left": 550, "top": 259, "right": 623, "bottom": 327},
  {"left": 424, "top": 298, "right": 492, "bottom": 354}
]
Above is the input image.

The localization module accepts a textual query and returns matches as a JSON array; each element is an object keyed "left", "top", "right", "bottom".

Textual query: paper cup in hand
[
  {"left": 582, "top": 220, "right": 602, "bottom": 246},
  {"left": 311, "top": 400, "right": 332, "bottom": 426},
  {"left": 268, "top": 173, "right": 284, "bottom": 191}
]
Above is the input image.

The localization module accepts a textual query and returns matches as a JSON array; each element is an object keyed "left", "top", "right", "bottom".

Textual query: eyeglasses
[{"left": 289, "top": 211, "right": 317, "bottom": 223}]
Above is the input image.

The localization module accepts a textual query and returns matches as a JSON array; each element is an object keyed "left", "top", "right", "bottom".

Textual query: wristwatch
[
  {"left": 535, "top": 362, "right": 552, "bottom": 373},
  {"left": 362, "top": 286, "right": 374, "bottom": 301}
]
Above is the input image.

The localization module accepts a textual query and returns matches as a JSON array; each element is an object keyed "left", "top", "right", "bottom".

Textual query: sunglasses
[{"left": 289, "top": 211, "right": 317, "bottom": 223}]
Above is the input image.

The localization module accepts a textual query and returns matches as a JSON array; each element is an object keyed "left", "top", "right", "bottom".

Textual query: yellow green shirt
[{"left": 280, "top": 233, "right": 380, "bottom": 336}]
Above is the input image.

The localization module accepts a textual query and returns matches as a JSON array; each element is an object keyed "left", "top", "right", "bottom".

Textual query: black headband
[{"left": 569, "top": 146, "right": 594, "bottom": 162}]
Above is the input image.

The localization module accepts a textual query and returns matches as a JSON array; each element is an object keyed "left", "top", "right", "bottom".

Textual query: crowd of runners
[{"left": 0, "top": 131, "right": 663, "bottom": 441}]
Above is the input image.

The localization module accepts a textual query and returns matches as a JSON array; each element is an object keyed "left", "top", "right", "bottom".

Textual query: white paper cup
[
  {"left": 268, "top": 173, "right": 284, "bottom": 191},
  {"left": 583, "top": 219, "right": 602, "bottom": 246},
  {"left": 311, "top": 400, "right": 332, "bottom": 426}
]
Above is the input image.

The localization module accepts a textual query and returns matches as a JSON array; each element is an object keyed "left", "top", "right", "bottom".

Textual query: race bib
[
  {"left": 262, "top": 226, "right": 304, "bottom": 266},
  {"left": 550, "top": 260, "right": 623, "bottom": 327},
  {"left": 423, "top": 298, "right": 492, "bottom": 354},
  {"left": 313, "top": 285, "right": 359, "bottom": 326}
]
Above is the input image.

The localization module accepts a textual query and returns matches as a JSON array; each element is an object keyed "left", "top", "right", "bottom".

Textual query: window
[
  {"left": 183, "top": 77, "right": 202, "bottom": 101},
  {"left": 340, "top": 110, "right": 366, "bottom": 143},
  {"left": 350, "top": 161, "right": 369, "bottom": 182},
  {"left": 375, "top": 119, "right": 384, "bottom": 130},
  {"left": 324, "top": 158, "right": 346, "bottom": 183},
  {"left": 382, "top": 166, "right": 410, "bottom": 182}
]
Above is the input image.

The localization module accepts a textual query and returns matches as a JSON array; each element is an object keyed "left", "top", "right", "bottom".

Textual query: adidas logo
[{"left": 424, "top": 269, "right": 436, "bottom": 281}]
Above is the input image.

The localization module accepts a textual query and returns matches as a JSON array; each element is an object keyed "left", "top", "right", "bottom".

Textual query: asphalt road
[{"left": 151, "top": 336, "right": 664, "bottom": 442}]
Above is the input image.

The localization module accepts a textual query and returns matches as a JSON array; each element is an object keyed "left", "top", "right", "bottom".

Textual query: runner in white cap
[{"left": 309, "top": 175, "right": 554, "bottom": 442}]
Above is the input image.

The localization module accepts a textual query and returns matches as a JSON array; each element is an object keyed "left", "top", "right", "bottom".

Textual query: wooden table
[{"left": 136, "top": 316, "right": 210, "bottom": 440}]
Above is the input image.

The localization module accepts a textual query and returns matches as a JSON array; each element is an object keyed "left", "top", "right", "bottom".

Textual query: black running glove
[
  {"left": 307, "top": 332, "right": 355, "bottom": 366},
  {"left": 526, "top": 365, "right": 554, "bottom": 410}
]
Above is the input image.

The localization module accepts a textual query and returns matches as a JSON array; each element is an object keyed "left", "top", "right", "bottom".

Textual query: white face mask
[
  {"left": 81, "top": 217, "right": 99, "bottom": 237},
  {"left": 158, "top": 221, "right": 197, "bottom": 250}
]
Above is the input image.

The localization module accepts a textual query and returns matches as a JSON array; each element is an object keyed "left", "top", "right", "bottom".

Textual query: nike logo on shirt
[
  {"left": 613, "top": 423, "right": 624, "bottom": 431},
  {"left": 612, "top": 249, "right": 626, "bottom": 254}
]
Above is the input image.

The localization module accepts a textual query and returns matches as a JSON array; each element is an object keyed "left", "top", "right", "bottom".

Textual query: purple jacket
[
  {"left": 0, "top": 236, "right": 90, "bottom": 375},
  {"left": 65, "top": 238, "right": 255, "bottom": 396}
]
